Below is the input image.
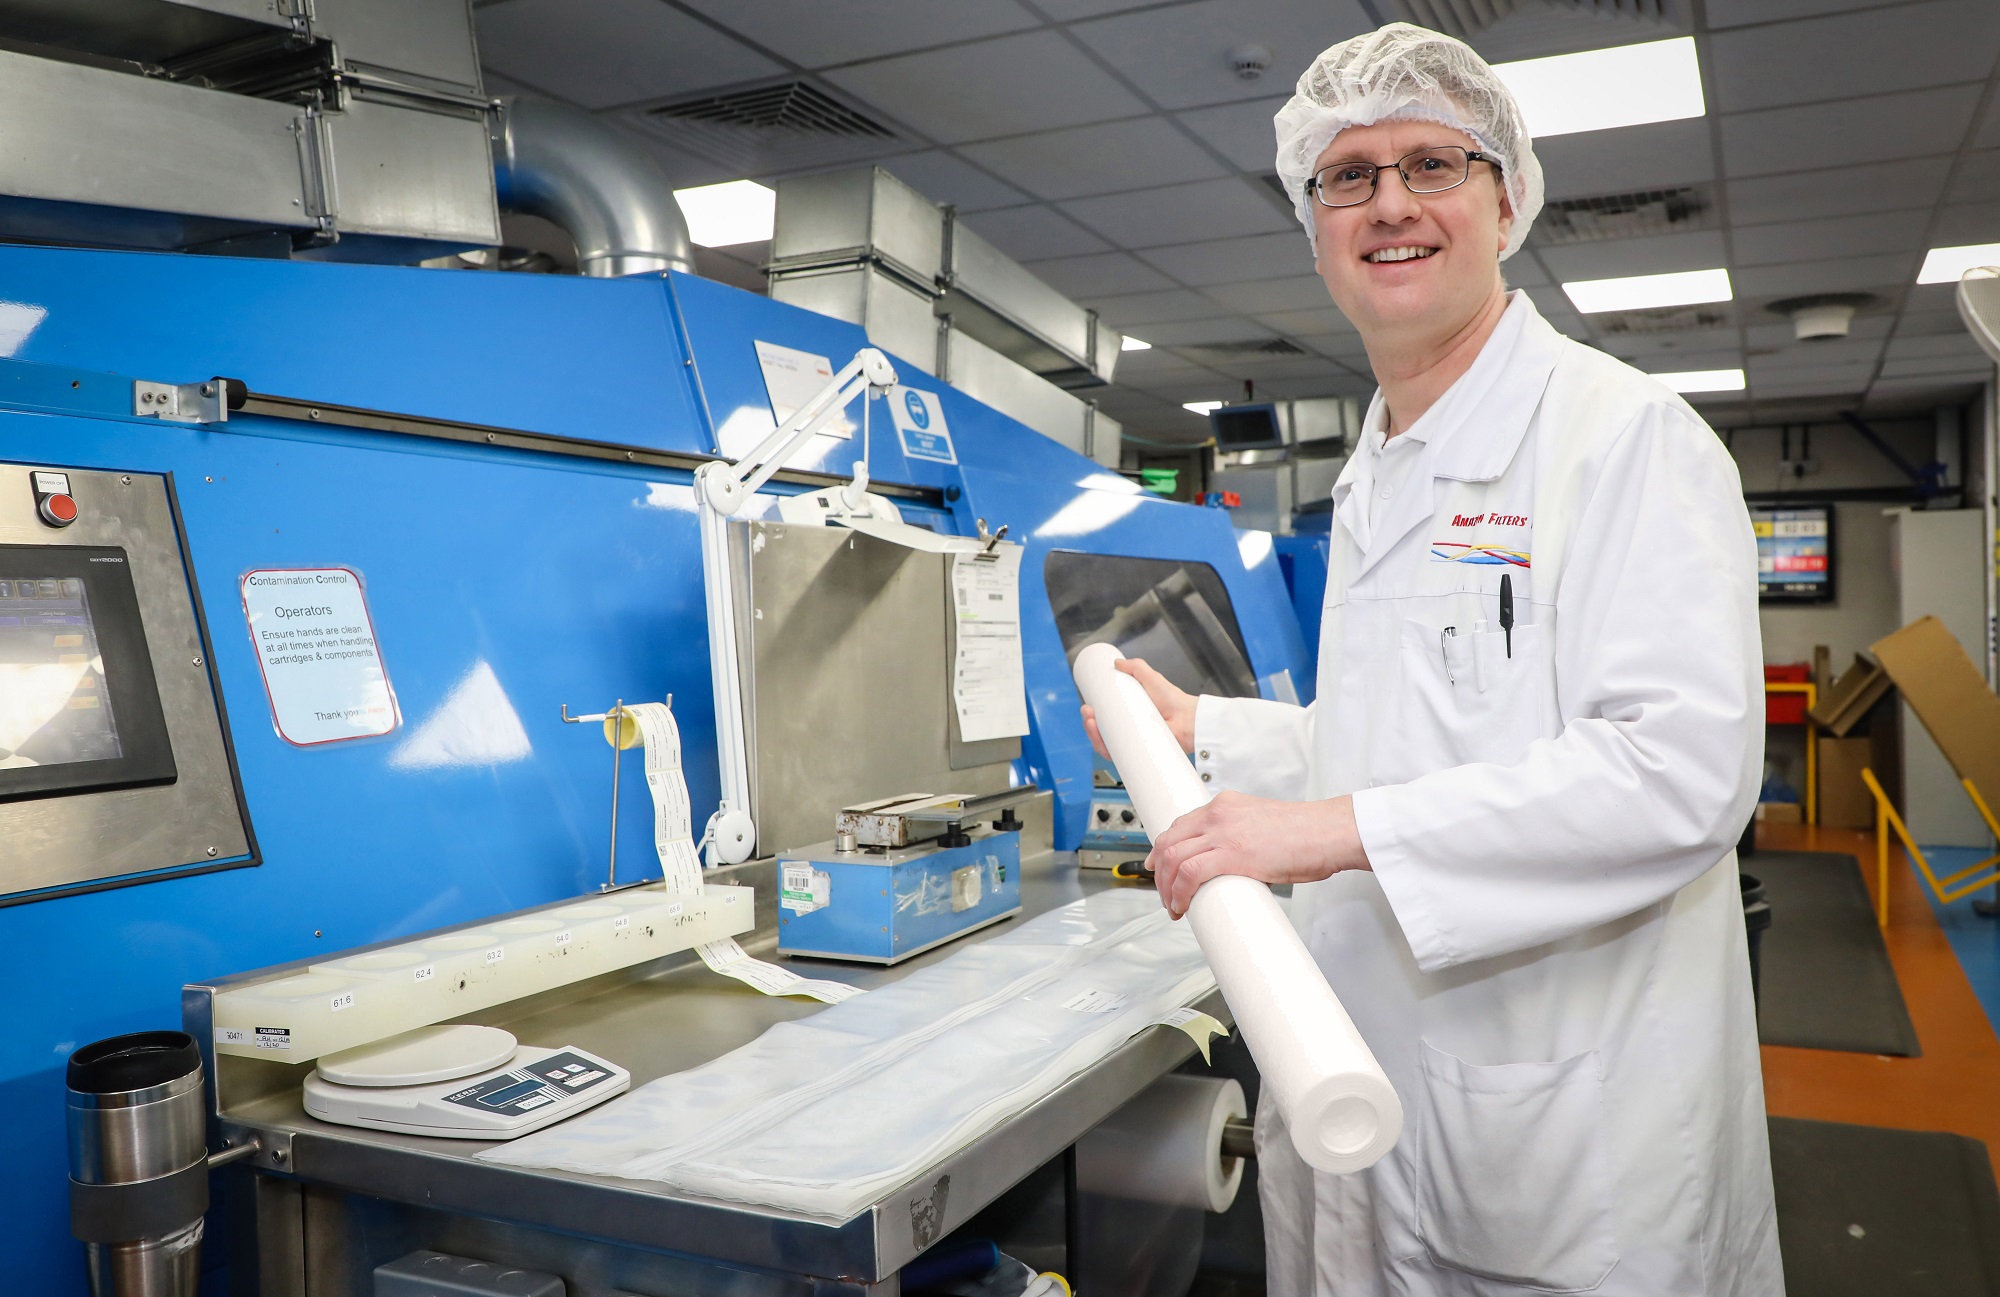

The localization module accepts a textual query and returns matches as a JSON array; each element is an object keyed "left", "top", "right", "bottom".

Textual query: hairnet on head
[{"left": 1274, "top": 23, "right": 1543, "bottom": 260}]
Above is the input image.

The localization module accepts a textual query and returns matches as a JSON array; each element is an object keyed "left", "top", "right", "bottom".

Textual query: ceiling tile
[
  {"left": 1137, "top": 231, "right": 1311, "bottom": 285},
  {"left": 1744, "top": 316, "right": 1895, "bottom": 349},
  {"left": 825, "top": 32, "right": 1147, "bottom": 145},
  {"left": 1534, "top": 118, "right": 1716, "bottom": 203},
  {"left": 1929, "top": 202, "right": 2000, "bottom": 247},
  {"left": 1537, "top": 230, "right": 1730, "bottom": 282},
  {"left": 1865, "top": 375, "right": 1986, "bottom": 405},
  {"left": 1036, "top": 0, "right": 1178, "bottom": 19},
  {"left": 1733, "top": 254, "right": 1919, "bottom": 298},
  {"left": 959, "top": 205, "right": 1110, "bottom": 260},
  {"left": 1061, "top": 177, "right": 1293, "bottom": 247},
  {"left": 1295, "top": 331, "right": 1371, "bottom": 361},
  {"left": 1201, "top": 276, "right": 1333, "bottom": 314},
  {"left": 1748, "top": 337, "right": 1887, "bottom": 367},
  {"left": 1707, "top": 0, "right": 1924, "bottom": 27},
  {"left": 879, "top": 152, "right": 1028, "bottom": 211},
  {"left": 1069, "top": 0, "right": 1371, "bottom": 112},
  {"left": 1606, "top": 335, "right": 1742, "bottom": 361},
  {"left": 1946, "top": 148, "right": 2000, "bottom": 204},
  {"left": 678, "top": 0, "right": 1038, "bottom": 68},
  {"left": 1727, "top": 156, "right": 1951, "bottom": 226},
  {"left": 1084, "top": 288, "right": 1232, "bottom": 325},
  {"left": 1108, "top": 348, "right": 1205, "bottom": 376},
  {"left": 1875, "top": 355, "right": 1989, "bottom": 380},
  {"left": 1467, "top": 6, "right": 1694, "bottom": 62},
  {"left": 476, "top": 0, "right": 783, "bottom": 110},
  {"left": 1708, "top": 0, "right": 2000, "bottom": 114},
  {"left": 1019, "top": 251, "right": 1177, "bottom": 297},
  {"left": 1217, "top": 356, "right": 1343, "bottom": 381},
  {"left": 1634, "top": 350, "right": 1749, "bottom": 375},
  {"left": 1175, "top": 97, "right": 1291, "bottom": 171},
  {"left": 1145, "top": 318, "right": 1275, "bottom": 346},
  {"left": 1502, "top": 257, "right": 1549, "bottom": 288},
  {"left": 958, "top": 117, "right": 1224, "bottom": 201},
  {"left": 1256, "top": 307, "right": 1354, "bottom": 335},
  {"left": 1719, "top": 84, "right": 1983, "bottom": 176},
  {"left": 1731, "top": 209, "right": 1932, "bottom": 268},
  {"left": 1883, "top": 331, "right": 1988, "bottom": 360}
]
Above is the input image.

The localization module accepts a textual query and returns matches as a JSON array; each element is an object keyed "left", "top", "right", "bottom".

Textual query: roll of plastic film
[
  {"left": 1077, "top": 1074, "right": 1245, "bottom": 1213},
  {"left": 1071, "top": 643, "right": 1403, "bottom": 1174}
]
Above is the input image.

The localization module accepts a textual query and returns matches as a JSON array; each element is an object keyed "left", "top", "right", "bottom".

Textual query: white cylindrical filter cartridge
[
  {"left": 1072, "top": 643, "right": 1402, "bottom": 1174},
  {"left": 1076, "top": 1074, "right": 1246, "bottom": 1213}
]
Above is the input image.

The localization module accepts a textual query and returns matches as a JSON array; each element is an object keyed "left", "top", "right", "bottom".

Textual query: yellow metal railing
[
  {"left": 1764, "top": 680, "right": 1818, "bottom": 825},
  {"left": 1860, "top": 767, "right": 2000, "bottom": 927}
]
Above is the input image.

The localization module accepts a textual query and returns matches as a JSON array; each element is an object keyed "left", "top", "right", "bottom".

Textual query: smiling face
[{"left": 1310, "top": 119, "right": 1513, "bottom": 350}]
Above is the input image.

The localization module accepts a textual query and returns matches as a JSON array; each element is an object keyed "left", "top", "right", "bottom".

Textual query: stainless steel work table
[{"left": 193, "top": 849, "right": 1222, "bottom": 1296}]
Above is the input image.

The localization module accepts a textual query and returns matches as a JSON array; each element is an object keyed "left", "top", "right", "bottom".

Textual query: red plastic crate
[{"left": 1764, "top": 664, "right": 1810, "bottom": 725}]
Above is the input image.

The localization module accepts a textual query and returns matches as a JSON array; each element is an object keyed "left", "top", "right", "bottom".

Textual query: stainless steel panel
[
  {"left": 324, "top": 96, "right": 499, "bottom": 245},
  {"left": 0, "top": 0, "right": 288, "bottom": 66},
  {"left": 0, "top": 465, "right": 252, "bottom": 899},
  {"left": 736, "top": 520, "right": 1014, "bottom": 856},
  {"left": 771, "top": 169, "right": 944, "bottom": 286},
  {"left": 314, "top": 0, "right": 481, "bottom": 89},
  {"left": 770, "top": 266, "right": 940, "bottom": 377},
  {"left": 0, "top": 49, "right": 308, "bottom": 231},
  {"left": 946, "top": 224, "right": 1092, "bottom": 371},
  {"left": 941, "top": 331, "right": 1091, "bottom": 456}
]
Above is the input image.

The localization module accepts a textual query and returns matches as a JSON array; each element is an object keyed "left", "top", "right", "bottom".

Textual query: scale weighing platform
[{"left": 303, "top": 1024, "right": 629, "bottom": 1140}]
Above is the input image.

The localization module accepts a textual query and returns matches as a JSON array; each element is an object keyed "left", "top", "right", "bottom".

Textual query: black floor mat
[
  {"left": 1751, "top": 850, "right": 1921, "bottom": 1056},
  {"left": 1772, "top": 1117, "right": 2000, "bottom": 1295}
]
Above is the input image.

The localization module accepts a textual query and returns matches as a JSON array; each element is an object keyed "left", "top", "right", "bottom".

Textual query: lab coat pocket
[
  {"left": 1392, "top": 619, "right": 1550, "bottom": 777},
  {"left": 1413, "top": 1039, "right": 1619, "bottom": 1292}
]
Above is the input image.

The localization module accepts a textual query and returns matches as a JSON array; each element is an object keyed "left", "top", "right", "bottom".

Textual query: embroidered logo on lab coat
[{"left": 1431, "top": 511, "right": 1531, "bottom": 566}]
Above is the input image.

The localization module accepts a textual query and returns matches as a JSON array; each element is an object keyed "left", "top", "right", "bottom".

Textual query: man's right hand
[{"left": 1080, "top": 656, "right": 1198, "bottom": 757}]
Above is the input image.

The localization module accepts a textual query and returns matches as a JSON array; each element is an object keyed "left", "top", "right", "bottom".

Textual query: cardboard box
[
  {"left": 1870, "top": 616, "right": 2000, "bottom": 805},
  {"left": 1818, "top": 736, "right": 1878, "bottom": 830},
  {"left": 1808, "top": 653, "right": 1895, "bottom": 737}
]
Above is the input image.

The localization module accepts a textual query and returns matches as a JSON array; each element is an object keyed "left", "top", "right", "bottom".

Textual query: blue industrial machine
[{"left": 0, "top": 242, "right": 1308, "bottom": 1292}]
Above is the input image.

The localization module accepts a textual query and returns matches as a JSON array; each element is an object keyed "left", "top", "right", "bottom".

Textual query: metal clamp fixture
[{"left": 131, "top": 380, "right": 229, "bottom": 426}]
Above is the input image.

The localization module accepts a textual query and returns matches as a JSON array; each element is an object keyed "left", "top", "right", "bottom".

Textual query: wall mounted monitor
[
  {"left": 1209, "top": 403, "right": 1285, "bottom": 452},
  {"left": 0, "top": 544, "right": 177, "bottom": 801},
  {"left": 1751, "top": 504, "right": 1835, "bottom": 604}
]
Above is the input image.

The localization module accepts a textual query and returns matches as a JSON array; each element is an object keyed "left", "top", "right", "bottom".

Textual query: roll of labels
[
  {"left": 594, "top": 700, "right": 861, "bottom": 1005},
  {"left": 1071, "top": 644, "right": 1402, "bottom": 1174}
]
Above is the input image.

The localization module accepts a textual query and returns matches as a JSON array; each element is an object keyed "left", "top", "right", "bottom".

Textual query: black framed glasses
[{"left": 1306, "top": 146, "right": 1502, "bottom": 209}]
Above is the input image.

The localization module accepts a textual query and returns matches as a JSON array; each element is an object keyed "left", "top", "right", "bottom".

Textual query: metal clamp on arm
[{"left": 693, "top": 348, "right": 899, "bottom": 865}]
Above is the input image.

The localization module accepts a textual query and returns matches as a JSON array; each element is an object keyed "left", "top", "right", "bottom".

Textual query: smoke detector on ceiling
[
  {"left": 1229, "top": 43, "right": 1273, "bottom": 79},
  {"left": 1767, "top": 293, "right": 1877, "bottom": 342}
]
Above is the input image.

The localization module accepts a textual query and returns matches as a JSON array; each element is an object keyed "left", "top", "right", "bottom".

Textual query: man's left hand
[{"left": 1147, "top": 792, "right": 1370, "bottom": 919}]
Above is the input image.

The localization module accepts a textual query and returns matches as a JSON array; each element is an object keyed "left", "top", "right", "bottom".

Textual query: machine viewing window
[
  {"left": 1208, "top": 402, "right": 1285, "bottom": 452},
  {"left": 1751, "top": 504, "right": 1835, "bottom": 604},
  {"left": 0, "top": 545, "right": 176, "bottom": 802},
  {"left": 1045, "top": 552, "right": 1259, "bottom": 700}
]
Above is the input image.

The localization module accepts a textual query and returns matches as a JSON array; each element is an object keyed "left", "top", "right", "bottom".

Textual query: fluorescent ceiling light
[
  {"left": 672, "top": 180, "right": 775, "bottom": 247},
  {"left": 1651, "top": 368, "right": 1744, "bottom": 394},
  {"left": 1183, "top": 401, "right": 1223, "bottom": 415},
  {"left": 1562, "top": 267, "right": 1732, "bottom": 314},
  {"left": 1121, "top": 336, "right": 1153, "bottom": 351},
  {"left": 1494, "top": 37, "right": 1705, "bottom": 138},
  {"left": 1917, "top": 243, "right": 2000, "bottom": 285}
]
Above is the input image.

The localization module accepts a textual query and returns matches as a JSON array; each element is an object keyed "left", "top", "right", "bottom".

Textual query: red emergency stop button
[{"left": 38, "top": 492, "right": 77, "bottom": 527}]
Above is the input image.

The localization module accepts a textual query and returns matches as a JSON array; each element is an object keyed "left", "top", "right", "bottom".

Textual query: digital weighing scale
[{"left": 303, "top": 1024, "right": 629, "bottom": 1139}]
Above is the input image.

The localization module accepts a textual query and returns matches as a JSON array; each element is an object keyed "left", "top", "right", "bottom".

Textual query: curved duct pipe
[{"left": 491, "top": 96, "right": 694, "bottom": 278}]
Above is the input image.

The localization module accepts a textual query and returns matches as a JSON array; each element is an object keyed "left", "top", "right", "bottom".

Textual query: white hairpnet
[{"left": 1273, "top": 23, "right": 1544, "bottom": 260}]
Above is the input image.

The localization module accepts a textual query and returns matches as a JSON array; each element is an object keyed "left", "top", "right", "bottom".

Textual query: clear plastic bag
[{"left": 482, "top": 890, "right": 1214, "bottom": 1221}]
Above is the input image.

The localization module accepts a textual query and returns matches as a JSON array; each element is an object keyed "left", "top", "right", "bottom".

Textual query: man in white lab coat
[{"left": 1085, "top": 24, "right": 1781, "bottom": 1296}]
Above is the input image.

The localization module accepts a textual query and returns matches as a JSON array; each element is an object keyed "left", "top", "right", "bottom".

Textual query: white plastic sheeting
[{"left": 480, "top": 890, "right": 1216, "bottom": 1221}]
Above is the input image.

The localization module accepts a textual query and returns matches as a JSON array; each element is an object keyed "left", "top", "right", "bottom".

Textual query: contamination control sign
[{"left": 240, "top": 568, "right": 399, "bottom": 746}]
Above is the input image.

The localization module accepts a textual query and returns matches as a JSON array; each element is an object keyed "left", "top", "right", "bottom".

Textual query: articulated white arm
[{"left": 694, "top": 347, "right": 899, "bottom": 865}]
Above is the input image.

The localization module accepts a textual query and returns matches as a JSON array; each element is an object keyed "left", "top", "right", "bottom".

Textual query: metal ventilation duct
[
  {"left": 492, "top": 98, "right": 694, "bottom": 279},
  {"left": 0, "top": 0, "right": 499, "bottom": 261}
]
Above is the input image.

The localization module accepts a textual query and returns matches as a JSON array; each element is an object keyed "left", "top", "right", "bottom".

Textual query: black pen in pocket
[{"left": 1499, "top": 573, "right": 1514, "bottom": 659}]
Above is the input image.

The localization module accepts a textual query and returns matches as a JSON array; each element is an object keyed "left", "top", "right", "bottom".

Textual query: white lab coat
[{"left": 1194, "top": 293, "right": 1782, "bottom": 1296}]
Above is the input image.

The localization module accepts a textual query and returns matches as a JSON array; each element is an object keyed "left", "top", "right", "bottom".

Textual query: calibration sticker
[{"left": 215, "top": 1026, "right": 292, "bottom": 1052}]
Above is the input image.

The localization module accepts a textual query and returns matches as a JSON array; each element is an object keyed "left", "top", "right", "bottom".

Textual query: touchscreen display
[{"left": 0, "top": 576, "right": 124, "bottom": 769}]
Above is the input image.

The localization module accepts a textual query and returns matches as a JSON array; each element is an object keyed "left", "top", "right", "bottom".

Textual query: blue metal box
[{"left": 776, "top": 829, "right": 1022, "bottom": 963}]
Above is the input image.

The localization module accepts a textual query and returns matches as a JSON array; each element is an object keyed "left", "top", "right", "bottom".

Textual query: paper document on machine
[
  {"left": 951, "top": 546, "right": 1029, "bottom": 742},
  {"left": 479, "top": 889, "right": 1218, "bottom": 1221},
  {"left": 625, "top": 702, "right": 860, "bottom": 1004},
  {"left": 755, "top": 340, "right": 854, "bottom": 440}
]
